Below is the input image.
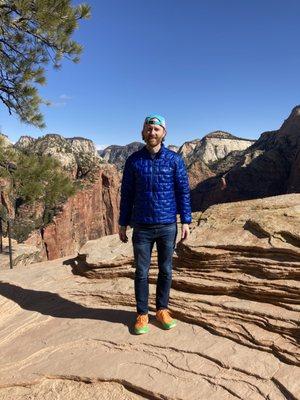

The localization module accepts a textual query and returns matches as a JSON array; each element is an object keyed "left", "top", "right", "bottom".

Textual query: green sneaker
[
  {"left": 156, "top": 309, "right": 177, "bottom": 329},
  {"left": 134, "top": 313, "right": 149, "bottom": 334}
]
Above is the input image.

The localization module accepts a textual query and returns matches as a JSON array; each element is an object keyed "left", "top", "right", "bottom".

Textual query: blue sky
[{"left": 1, "top": 0, "right": 300, "bottom": 148}]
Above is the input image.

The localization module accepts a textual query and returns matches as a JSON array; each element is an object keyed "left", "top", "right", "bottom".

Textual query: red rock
[{"left": 24, "top": 165, "right": 121, "bottom": 260}]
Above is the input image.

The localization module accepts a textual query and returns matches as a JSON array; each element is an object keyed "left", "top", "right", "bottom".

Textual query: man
[{"left": 119, "top": 114, "right": 192, "bottom": 334}]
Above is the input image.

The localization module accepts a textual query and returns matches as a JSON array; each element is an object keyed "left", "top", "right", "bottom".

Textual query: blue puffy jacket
[{"left": 118, "top": 143, "right": 192, "bottom": 226}]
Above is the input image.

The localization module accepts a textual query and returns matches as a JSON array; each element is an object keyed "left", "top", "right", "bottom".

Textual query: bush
[{"left": 0, "top": 136, "right": 77, "bottom": 228}]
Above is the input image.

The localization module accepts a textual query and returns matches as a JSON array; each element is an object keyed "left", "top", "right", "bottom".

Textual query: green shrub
[{"left": 0, "top": 137, "right": 77, "bottom": 228}]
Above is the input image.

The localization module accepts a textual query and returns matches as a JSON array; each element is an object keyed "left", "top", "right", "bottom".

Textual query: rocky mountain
[
  {"left": 167, "top": 144, "right": 179, "bottom": 152},
  {"left": 1, "top": 106, "right": 299, "bottom": 264},
  {"left": 0, "top": 132, "right": 14, "bottom": 148},
  {"left": 0, "top": 133, "right": 121, "bottom": 262},
  {"left": 98, "top": 142, "right": 180, "bottom": 170},
  {"left": 177, "top": 132, "right": 255, "bottom": 190},
  {"left": 180, "top": 131, "right": 255, "bottom": 167},
  {"left": 15, "top": 133, "right": 104, "bottom": 179},
  {"left": 23, "top": 163, "right": 121, "bottom": 260},
  {"left": 98, "top": 132, "right": 254, "bottom": 175},
  {"left": 177, "top": 138, "right": 199, "bottom": 161},
  {"left": 0, "top": 193, "right": 299, "bottom": 399},
  {"left": 191, "top": 106, "right": 300, "bottom": 210},
  {"left": 0, "top": 164, "right": 121, "bottom": 263},
  {"left": 98, "top": 142, "right": 144, "bottom": 171}
]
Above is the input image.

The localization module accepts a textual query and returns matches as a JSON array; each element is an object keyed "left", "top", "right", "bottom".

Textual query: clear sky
[{"left": 1, "top": 0, "right": 300, "bottom": 148}]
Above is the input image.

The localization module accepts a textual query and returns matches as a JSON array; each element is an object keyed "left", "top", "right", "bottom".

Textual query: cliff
[
  {"left": 1, "top": 133, "right": 121, "bottom": 262},
  {"left": 98, "top": 142, "right": 144, "bottom": 171},
  {"left": 24, "top": 164, "right": 121, "bottom": 260},
  {"left": 191, "top": 107, "right": 300, "bottom": 210}
]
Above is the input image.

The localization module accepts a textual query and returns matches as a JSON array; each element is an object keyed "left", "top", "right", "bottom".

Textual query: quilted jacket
[{"left": 118, "top": 143, "right": 192, "bottom": 226}]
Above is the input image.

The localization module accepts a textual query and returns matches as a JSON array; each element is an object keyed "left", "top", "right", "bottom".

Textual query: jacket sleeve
[
  {"left": 118, "top": 156, "right": 135, "bottom": 226},
  {"left": 174, "top": 156, "right": 192, "bottom": 224}
]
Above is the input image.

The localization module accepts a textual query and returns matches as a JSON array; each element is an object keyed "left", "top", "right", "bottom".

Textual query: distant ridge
[{"left": 203, "top": 130, "right": 254, "bottom": 142}]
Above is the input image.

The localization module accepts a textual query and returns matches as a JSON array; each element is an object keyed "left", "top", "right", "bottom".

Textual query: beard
[
  {"left": 146, "top": 138, "right": 159, "bottom": 147},
  {"left": 142, "top": 135, "right": 164, "bottom": 145}
]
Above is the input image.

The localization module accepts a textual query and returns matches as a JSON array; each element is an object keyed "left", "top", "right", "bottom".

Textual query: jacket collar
[{"left": 142, "top": 143, "right": 166, "bottom": 159}]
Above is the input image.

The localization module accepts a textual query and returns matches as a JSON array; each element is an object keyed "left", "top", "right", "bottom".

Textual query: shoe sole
[
  {"left": 134, "top": 326, "right": 149, "bottom": 335},
  {"left": 156, "top": 319, "right": 177, "bottom": 330}
]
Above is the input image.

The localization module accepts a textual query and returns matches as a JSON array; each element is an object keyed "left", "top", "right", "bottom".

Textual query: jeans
[{"left": 132, "top": 222, "right": 178, "bottom": 315}]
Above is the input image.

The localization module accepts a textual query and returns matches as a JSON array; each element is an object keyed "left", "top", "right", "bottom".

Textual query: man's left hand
[{"left": 181, "top": 223, "right": 190, "bottom": 241}]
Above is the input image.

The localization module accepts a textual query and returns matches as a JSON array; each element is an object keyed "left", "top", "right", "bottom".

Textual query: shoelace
[
  {"left": 157, "top": 309, "right": 173, "bottom": 322},
  {"left": 137, "top": 314, "right": 148, "bottom": 324}
]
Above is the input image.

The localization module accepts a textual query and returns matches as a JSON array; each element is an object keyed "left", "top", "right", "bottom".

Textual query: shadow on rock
[{"left": 0, "top": 280, "right": 137, "bottom": 334}]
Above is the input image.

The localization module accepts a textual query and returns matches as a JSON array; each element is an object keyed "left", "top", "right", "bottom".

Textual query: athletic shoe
[
  {"left": 134, "top": 313, "right": 149, "bottom": 334},
  {"left": 156, "top": 309, "right": 177, "bottom": 329}
]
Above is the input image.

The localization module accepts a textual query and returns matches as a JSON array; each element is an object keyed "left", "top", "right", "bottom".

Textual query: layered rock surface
[
  {"left": 24, "top": 164, "right": 121, "bottom": 260},
  {"left": 75, "top": 194, "right": 300, "bottom": 365},
  {"left": 192, "top": 106, "right": 300, "bottom": 210},
  {"left": 177, "top": 132, "right": 254, "bottom": 192},
  {"left": 71, "top": 193, "right": 300, "bottom": 398},
  {"left": 0, "top": 194, "right": 299, "bottom": 399},
  {"left": 181, "top": 131, "right": 254, "bottom": 167}
]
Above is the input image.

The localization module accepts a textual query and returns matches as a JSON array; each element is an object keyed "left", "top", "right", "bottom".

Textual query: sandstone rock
[
  {"left": 24, "top": 164, "right": 121, "bottom": 260},
  {"left": 0, "top": 236, "right": 41, "bottom": 269},
  {"left": 177, "top": 138, "right": 199, "bottom": 161},
  {"left": 186, "top": 131, "right": 255, "bottom": 167},
  {"left": 98, "top": 142, "right": 145, "bottom": 171},
  {"left": 0, "top": 379, "right": 143, "bottom": 400},
  {"left": 188, "top": 159, "right": 215, "bottom": 190},
  {"left": 16, "top": 133, "right": 78, "bottom": 179},
  {"left": 13, "top": 134, "right": 35, "bottom": 150},
  {"left": 74, "top": 194, "right": 300, "bottom": 372},
  {"left": 14, "top": 133, "right": 104, "bottom": 179},
  {"left": 74, "top": 216, "right": 192, "bottom": 279},
  {"left": 176, "top": 132, "right": 255, "bottom": 202},
  {"left": 1, "top": 133, "right": 121, "bottom": 261},
  {"left": 68, "top": 136, "right": 100, "bottom": 158},
  {"left": 173, "top": 194, "right": 300, "bottom": 366},
  {"left": 176, "top": 132, "right": 254, "bottom": 190},
  {"left": 167, "top": 144, "right": 179, "bottom": 152},
  {"left": 192, "top": 106, "right": 300, "bottom": 210},
  {"left": 0, "top": 177, "right": 15, "bottom": 219},
  {"left": 0, "top": 216, "right": 299, "bottom": 398},
  {"left": 0, "top": 133, "right": 14, "bottom": 148}
]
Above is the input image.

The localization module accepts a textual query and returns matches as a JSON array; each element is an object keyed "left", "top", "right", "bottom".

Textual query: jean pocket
[{"left": 132, "top": 227, "right": 142, "bottom": 243}]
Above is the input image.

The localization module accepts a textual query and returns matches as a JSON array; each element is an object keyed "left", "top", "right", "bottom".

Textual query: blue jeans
[{"left": 132, "top": 222, "right": 178, "bottom": 315}]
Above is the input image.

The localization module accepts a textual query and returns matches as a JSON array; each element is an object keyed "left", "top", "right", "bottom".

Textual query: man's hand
[
  {"left": 220, "top": 175, "right": 227, "bottom": 190},
  {"left": 180, "top": 223, "right": 190, "bottom": 241},
  {"left": 119, "top": 225, "right": 129, "bottom": 243}
]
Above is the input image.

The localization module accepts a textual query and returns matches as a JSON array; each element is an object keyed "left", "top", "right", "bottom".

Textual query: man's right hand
[{"left": 119, "top": 225, "right": 129, "bottom": 243}]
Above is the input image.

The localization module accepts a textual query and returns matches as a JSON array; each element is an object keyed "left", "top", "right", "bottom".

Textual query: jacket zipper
[
  {"left": 151, "top": 158, "right": 154, "bottom": 192},
  {"left": 151, "top": 158, "right": 155, "bottom": 219}
]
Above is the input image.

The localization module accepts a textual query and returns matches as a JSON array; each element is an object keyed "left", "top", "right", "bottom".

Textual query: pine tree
[{"left": 0, "top": 0, "right": 90, "bottom": 128}]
